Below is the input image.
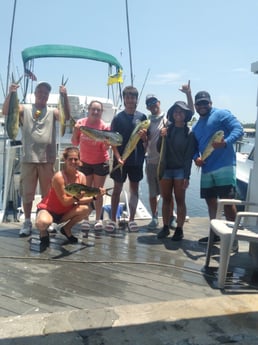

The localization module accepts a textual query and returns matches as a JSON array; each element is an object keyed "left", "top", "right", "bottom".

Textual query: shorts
[
  {"left": 200, "top": 166, "right": 236, "bottom": 199},
  {"left": 80, "top": 161, "right": 109, "bottom": 176},
  {"left": 145, "top": 163, "right": 160, "bottom": 197},
  {"left": 110, "top": 165, "right": 143, "bottom": 183},
  {"left": 162, "top": 168, "right": 184, "bottom": 180},
  {"left": 20, "top": 163, "right": 54, "bottom": 203},
  {"left": 37, "top": 209, "right": 63, "bottom": 223}
]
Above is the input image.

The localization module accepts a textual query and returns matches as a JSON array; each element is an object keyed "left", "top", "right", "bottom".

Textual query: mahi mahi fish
[
  {"left": 6, "top": 75, "right": 23, "bottom": 140},
  {"left": 79, "top": 126, "right": 123, "bottom": 146},
  {"left": 111, "top": 119, "right": 151, "bottom": 173},
  {"left": 65, "top": 183, "right": 113, "bottom": 198},
  {"left": 201, "top": 130, "right": 224, "bottom": 161},
  {"left": 58, "top": 76, "right": 69, "bottom": 137}
]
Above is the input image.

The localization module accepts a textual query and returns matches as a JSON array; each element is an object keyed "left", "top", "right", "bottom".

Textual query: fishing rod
[{"left": 138, "top": 68, "right": 150, "bottom": 104}]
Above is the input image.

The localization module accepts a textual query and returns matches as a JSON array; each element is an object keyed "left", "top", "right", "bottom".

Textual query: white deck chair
[{"left": 205, "top": 199, "right": 258, "bottom": 289}]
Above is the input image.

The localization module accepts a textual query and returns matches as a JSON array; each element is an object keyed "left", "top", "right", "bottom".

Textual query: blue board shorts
[{"left": 200, "top": 166, "right": 236, "bottom": 199}]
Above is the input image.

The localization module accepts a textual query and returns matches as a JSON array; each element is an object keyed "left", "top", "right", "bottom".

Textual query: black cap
[
  {"left": 195, "top": 91, "right": 211, "bottom": 104},
  {"left": 167, "top": 101, "right": 193, "bottom": 123},
  {"left": 145, "top": 94, "right": 159, "bottom": 107}
]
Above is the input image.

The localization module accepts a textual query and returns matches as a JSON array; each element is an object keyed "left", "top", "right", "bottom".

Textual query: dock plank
[{"left": 0, "top": 217, "right": 257, "bottom": 318}]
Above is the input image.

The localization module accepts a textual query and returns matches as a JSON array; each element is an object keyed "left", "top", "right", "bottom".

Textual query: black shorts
[
  {"left": 80, "top": 161, "right": 109, "bottom": 176},
  {"left": 110, "top": 165, "right": 143, "bottom": 183},
  {"left": 201, "top": 185, "right": 236, "bottom": 199},
  {"left": 37, "top": 209, "right": 64, "bottom": 223}
]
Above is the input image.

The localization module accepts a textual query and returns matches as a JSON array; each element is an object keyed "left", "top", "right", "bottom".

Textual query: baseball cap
[
  {"left": 195, "top": 91, "right": 211, "bottom": 104},
  {"left": 145, "top": 94, "right": 159, "bottom": 107},
  {"left": 167, "top": 101, "right": 193, "bottom": 123},
  {"left": 35, "top": 81, "right": 52, "bottom": 92}
]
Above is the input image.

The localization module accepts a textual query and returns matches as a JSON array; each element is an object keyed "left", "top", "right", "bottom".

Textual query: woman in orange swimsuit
[{"left": 36, "top": 146, "right": 104, "bottom": 250}]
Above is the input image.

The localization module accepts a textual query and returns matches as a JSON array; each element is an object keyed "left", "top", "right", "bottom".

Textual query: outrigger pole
[
  {"left": 125, "top": 0, "right": 134, "bottom": 86},
  {"left": 1, "top": 0, "right": 18, "bottom": 218}
]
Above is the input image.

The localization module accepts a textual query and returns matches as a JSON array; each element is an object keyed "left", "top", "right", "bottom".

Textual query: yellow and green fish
[
  {"left": 65, "top": 183, "right": 113, "bottom": 198},
  {"left": 6, "top": 75, "right": 23, "bottom": 140},
  {"left": 201, "top": 130, "right": 224, "bottom": 161},
  {"left": 111, "top": 119, "right": 151, "bottom": 173},
  {"left": 58, "top": 75, "right": 69, "bottom": 137},
  {"left": 79, "top": 126, "right": 123, "bottom": 146}
]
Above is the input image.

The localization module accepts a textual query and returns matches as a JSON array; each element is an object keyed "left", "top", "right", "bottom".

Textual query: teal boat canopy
[{"left": 22, "top": 44, "right": 123, "bottom": 70}]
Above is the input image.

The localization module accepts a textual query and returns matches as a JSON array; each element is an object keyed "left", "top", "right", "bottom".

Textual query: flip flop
[
  {"left": 128, "top": 221, "right": 139, "bottom": 232},
  {"left": 94, "top": 220, "right": 104, "bottom": 231},
  {"left": 105, "top": 220, "right": 116, "bottom": 233}
]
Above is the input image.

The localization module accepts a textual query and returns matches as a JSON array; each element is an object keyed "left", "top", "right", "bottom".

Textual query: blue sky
[{"left": 1, "top": 0, "right": 258, "bottom": 123}]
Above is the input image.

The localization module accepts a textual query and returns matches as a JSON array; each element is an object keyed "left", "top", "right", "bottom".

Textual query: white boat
[
  {"left": 236, "top": 143, "right": 254, "bottom": 200},
  {"left": 0, "top": 44, "right": 151, "bottom": 223}
]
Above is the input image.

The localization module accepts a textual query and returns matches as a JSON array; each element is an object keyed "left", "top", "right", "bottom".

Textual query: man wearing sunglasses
[{"left": 192, "top": 91, "right": 243, "bottom": 244}]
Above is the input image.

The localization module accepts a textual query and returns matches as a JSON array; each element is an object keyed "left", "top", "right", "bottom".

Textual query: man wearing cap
[
  {"left": 145, "top": 94, "right": 176, "bottom": 230},
  {"left": 3, "top": 81, "right": 70, "bottom": 237},
  {"left": 192, "top": 91, "right": 244, "bottom": 244}
]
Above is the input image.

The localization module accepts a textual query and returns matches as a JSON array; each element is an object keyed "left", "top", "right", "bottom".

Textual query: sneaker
[
  {"left": 19, "top": 220, "right": 32, "bottom": 237},
  {"left": 171, "top": 227, "right": 184, "bottom": 241},
  {"left": 40, "top": 235, "right": 50, "bottom": 252},
  {"left": 157, "top": 226, "right": 170, "bottom": 239},
  {"left": 147, "top": 217, "right": 159, "bottom": 229},
  {"left": 198, "top": 235, "right": 220, "bottom": 244}
]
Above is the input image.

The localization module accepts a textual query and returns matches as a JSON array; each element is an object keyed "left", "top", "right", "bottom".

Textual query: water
[
  {"left": 139, "top": 137, "right": 255, "bottom": 218},
  {"left": 139, "top": 163, "right": 207, "bottom": 217},
  {"left": 0, "top": 134, "right": 254, "bottom": 218}
]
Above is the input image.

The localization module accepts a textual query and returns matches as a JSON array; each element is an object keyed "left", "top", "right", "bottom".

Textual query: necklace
[{"left": 34, "top": 109, "right": 42, "bottom": 119}]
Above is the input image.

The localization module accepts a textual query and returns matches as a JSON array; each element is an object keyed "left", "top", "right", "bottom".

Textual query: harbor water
[{"left": 0, "top": 133, "right": 254, "bottom": 218}]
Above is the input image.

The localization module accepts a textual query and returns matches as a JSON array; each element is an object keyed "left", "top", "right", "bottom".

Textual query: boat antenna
[
  {"left": 6, "top": 0, "right": 18, "bottom": 95},
  {"left": 125, "top": 0, "right": 134, "bottom": 86}
]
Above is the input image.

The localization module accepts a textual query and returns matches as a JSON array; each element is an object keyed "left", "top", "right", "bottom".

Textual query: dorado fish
[
  {"left": 201, "top": 130, "right": 224, "bottom": 161},
  {"left": 58, "top": 75, "right": 69, "bottom": 137},
  {"left": 6, "top": 74, "right": 23, "bottom": 140},
  {"left": 65, "top": 183, "right": 113, "bottom": 198},
  {"left": 157, "top": 121, "right": 167, "bottom": 180},
  {"left": 111, "top": 119, "right": 151, "bottom": 173},
  {"left": 79, "top": 126, "right": 123, "bottom": 146}
]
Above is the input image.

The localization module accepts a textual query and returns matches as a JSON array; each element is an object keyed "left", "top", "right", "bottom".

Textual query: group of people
[{"left": 2, "top": 79, "right": 244, "bottom": 251}]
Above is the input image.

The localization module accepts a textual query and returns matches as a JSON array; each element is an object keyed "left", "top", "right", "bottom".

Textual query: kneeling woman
[{"left": 36, "top": 146, "right": 102, "bottom": 249}]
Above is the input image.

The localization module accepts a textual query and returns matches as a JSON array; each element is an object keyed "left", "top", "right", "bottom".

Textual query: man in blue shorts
[
  {"left": 192, "top": 91, "right": 244, "bottom": 244},
  {"left": 106, "top": 86, "right": 148, "bottom": 232}
]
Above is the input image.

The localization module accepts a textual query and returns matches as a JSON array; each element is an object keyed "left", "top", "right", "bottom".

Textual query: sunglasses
[{"left": 195, "top": 101, "right": 209, "bottom": 106}]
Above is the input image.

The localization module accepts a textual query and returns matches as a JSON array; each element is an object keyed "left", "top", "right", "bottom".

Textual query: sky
[{"left": 1, "top": 0, "right": 258, "bottom": 124}]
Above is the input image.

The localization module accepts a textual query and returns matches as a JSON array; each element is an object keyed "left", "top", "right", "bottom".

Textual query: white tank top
[{"left": 21, "top": 104, "right": 57, "bottom": 163}]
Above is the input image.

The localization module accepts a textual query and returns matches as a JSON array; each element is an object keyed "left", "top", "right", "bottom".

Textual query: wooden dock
[{"left": 0, "top": 217, "right": 257, "bottom": 318}]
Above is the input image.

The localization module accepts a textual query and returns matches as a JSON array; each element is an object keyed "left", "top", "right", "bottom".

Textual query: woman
[
  {"left": 157, "top": 101, "right": 196, "bottom": 241},
  {"left": 71, "top": 101, "right": 109, "bottom": 231},
  {"left": 36, "top": 147, "right": 100, "bottom": 250}
]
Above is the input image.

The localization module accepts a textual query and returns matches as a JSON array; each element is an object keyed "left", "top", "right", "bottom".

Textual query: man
[
  {"left": 106, "top": 86, "right": 148, "bottom": 232},
  {"left": 3, "top": 81, "right": 70, "bottom": 237},
  {"left": 192, "top": 91, "right": 244, "bottom": 244}
]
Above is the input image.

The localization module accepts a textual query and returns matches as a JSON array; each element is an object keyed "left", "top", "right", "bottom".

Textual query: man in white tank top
[{"left": 2, "top": 81, "right": 70, "bottom": 236}]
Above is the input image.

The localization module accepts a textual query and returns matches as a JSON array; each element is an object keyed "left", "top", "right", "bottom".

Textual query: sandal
[
  {"left": 105, "top": 220, "right": 116, "bottom": 233},
  {"left": 128, "top": 221, "right": 139, "bottom": 232},
  {"left": 94, "top": 220, "right": 104, "bottom": 231},
  {"left": 60, "top": 227, "right": 78, "bottom": 243},
  {"left": 80, "top": 220, "right": 91, "bottom": 231}
]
